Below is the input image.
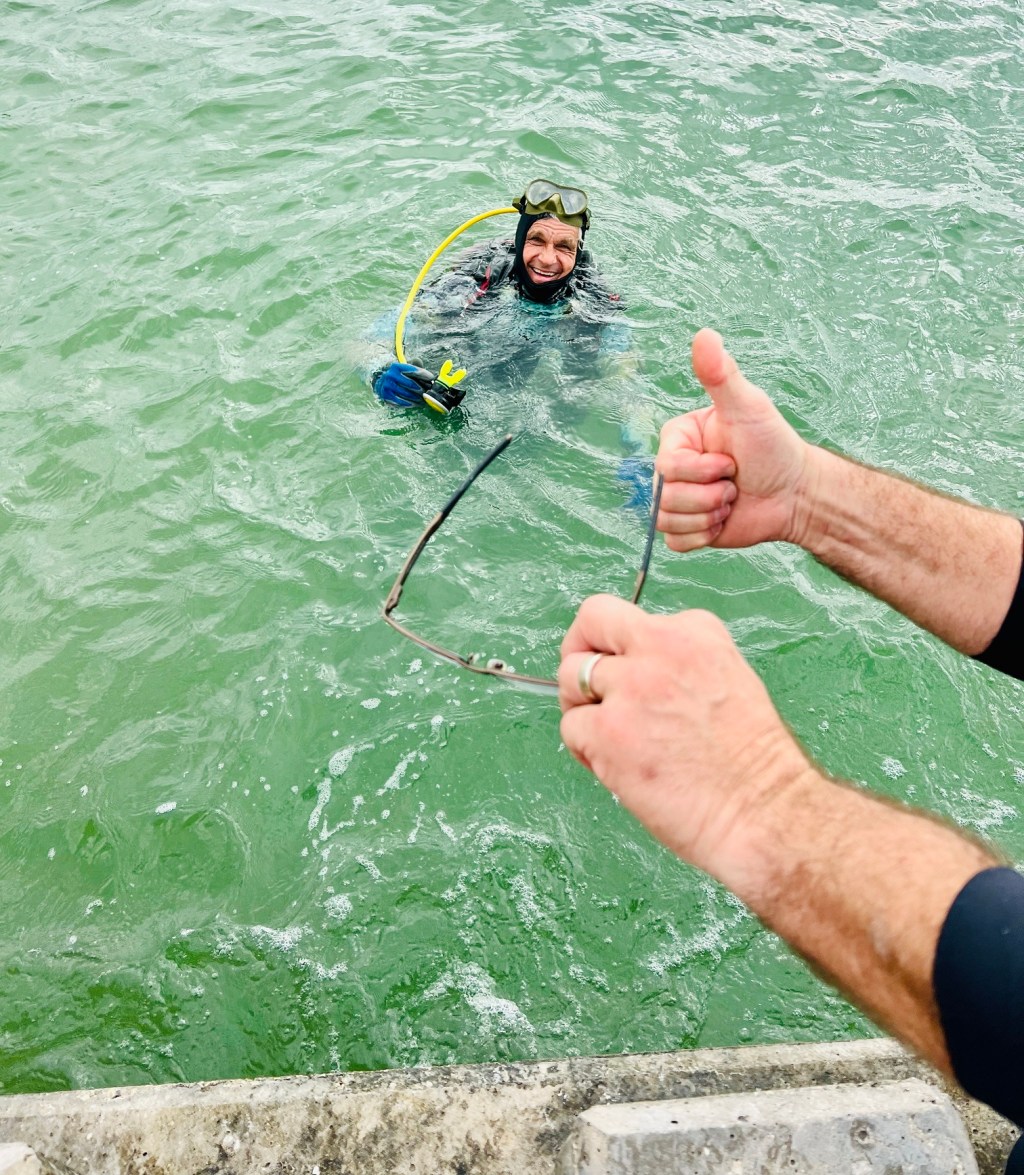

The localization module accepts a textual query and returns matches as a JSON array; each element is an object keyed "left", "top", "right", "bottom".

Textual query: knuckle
[
  {"left": 678, "top": 608, "right": 733, "bottom": 651},
  {"left": 579, "top": 592, "right": 614, "bottom": 618},
  {"left": 654, "top": 452, "right": 686, "bottom": 481}
]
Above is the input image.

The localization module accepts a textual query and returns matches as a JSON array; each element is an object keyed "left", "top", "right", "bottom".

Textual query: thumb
[{"left": 691, "top": 329, "right": 767, "bottom": 424}]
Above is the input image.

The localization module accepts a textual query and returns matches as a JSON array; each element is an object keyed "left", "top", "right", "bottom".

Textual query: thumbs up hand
[{"left": 655, "top": 329, "right": 813, "bottom": 553}]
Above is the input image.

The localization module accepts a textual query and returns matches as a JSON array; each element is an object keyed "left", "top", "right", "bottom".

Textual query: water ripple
[{"left": 2, "top": 0, "right": 1023, "bottom": 1094}]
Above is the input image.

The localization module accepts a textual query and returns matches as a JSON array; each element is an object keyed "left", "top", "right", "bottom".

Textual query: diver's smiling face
[{"left": 521, "top": 219, "right": 580, "bottom": 284}]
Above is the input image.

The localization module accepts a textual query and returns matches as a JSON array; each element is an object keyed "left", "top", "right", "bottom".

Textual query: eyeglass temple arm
[
  {"left": 383, "top": 434, "right": 515, "bottom": 615},
  {"left": 630, "top": 472, "right": 663, "bottom": 605}
]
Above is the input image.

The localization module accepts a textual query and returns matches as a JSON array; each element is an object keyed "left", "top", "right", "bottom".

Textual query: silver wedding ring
[{"left": 578, "top": 652, "right": 606, "bottom": 703}]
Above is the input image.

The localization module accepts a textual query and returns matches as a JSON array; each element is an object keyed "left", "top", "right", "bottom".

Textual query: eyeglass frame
[{"left": 381, "top": 433, "right": 663, "bottom": 696}]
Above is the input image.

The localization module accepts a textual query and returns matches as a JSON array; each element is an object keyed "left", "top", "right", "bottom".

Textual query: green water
[{"left": 2, "top": 0, "right": 1023, "bottom": 1094}]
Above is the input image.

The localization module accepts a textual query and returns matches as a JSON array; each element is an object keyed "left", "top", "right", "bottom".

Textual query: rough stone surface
[
  {"left": 561, "top": 1078, "right": 979, "bottom": 1174},
  {"left": 0, "top": 1039, "right": 1017, "bottom": 1175},
  {"left": 0, "top": 1144, "right": 43, "bottom": 1175}
]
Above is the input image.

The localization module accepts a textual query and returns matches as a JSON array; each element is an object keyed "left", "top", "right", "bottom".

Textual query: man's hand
[
  {"left": 558, "top": 594, "right": 812, "bottom": 882},
  {"left": 557, "top": 593, "right": 999, "bottom": 1073},
  {"left": 656, "top": 329, "right": 811, "bottom": 552}
]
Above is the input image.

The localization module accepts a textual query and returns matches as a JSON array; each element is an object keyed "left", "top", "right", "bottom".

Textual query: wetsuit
[
  {"left": 937, "top": 528, "right": 1024, "bottom": 1170},
  {"left": 364, "top": 238, "right": 631, "bottom": 396}
]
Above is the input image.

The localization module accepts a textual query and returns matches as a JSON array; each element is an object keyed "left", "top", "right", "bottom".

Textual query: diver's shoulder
[
  {"left": 417, "top": 237, "right": 514, "bottom": 312},
  {"left": 450, "top": 237, "right": 515, "bottom": 280}
]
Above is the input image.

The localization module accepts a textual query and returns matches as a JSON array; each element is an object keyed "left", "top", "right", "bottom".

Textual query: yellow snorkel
[{"left": 394, "top": 207, "right": 516, "bottom": 413}]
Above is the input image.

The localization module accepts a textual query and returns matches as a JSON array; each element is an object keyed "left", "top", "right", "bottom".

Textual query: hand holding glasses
[{"left": 381, "top": 435, "right": 662, "bottom": 696}]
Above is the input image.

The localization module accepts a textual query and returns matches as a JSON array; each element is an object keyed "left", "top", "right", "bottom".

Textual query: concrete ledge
[
  {"left": 0, "top": 1039, "right": 1017, "bottom": 1174},
  {"left": 0, "top": 1146, "right": 43, "bottom": 1175},
  {"left": 561, "top": 1079, "right": 978, "bottom": 1174}
]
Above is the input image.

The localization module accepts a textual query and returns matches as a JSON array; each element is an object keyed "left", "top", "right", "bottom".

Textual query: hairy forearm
[
  {"left": 717, "top": 764, "right": 999, "bottom": 1072},
  {"left": 791, "top": 446, "right": 1022, "bottom": 654}
]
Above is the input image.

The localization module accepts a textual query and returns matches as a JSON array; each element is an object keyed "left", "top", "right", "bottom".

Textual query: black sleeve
[
  {"left": 933, "top": 867, "right": 1024, "bottom": 1129},
  {"left": 973, "top": 520, "right": 1024, "bottom": 681}
]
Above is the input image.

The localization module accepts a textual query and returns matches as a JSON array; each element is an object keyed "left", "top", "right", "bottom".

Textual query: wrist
[
  {"left": 686, "top": 729, "right": 824, "bottom": 897},
  {"left": 784, "top": 441, "right": 835, "bottom": 553}
]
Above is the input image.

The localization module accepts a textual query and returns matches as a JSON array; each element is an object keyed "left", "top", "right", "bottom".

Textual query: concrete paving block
[
  {"left": 0, "top": 1145, "right": 42, "bottom": 1175},
  {"left": 562, "top": 1078, "right": 979, "bottom": 1174}
]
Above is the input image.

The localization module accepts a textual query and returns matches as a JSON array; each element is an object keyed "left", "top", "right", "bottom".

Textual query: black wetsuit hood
[{"left": 512, "top": 213, "right": 582, "bottom": 305}]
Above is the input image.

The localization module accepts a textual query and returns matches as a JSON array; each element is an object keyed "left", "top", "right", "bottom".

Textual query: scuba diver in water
[
  {"left": 365, "top": 178, "right": 633, "bottom": 412},
  {"left": 361, "top": 178, "right": 654, "bottom": 511}
]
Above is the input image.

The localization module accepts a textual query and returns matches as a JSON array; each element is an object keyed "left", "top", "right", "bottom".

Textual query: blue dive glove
[
  {"left": 372, "top": 362, "right": 435, "bottom": 407},
  {"left": 617, "top": 454, "right": 654, "bottom": 515}
]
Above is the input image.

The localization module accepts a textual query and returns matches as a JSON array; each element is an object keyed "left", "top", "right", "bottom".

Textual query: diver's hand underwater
[{"left": 617, "top": 454, "right": 655, "bottom": 516}]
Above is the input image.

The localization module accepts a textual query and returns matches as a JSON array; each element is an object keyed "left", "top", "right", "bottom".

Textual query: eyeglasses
[
  {"left": 513, "top": 179, "right": 591, "bottom": 233},
  {"left": 382, "top": 434, "right": 662, "bottom": 696}
]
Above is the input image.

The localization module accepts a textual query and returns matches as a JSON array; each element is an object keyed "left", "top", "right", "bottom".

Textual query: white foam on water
[
  {"left": 306, "top": 961, "right": 347, "bottom": 981},
  {"left": 376, "top": 750, "right": 417, "bottom": 796},
  {"left": 509, "top": 873, "right": 545, "bottom": 930},
  {"left": 361, "top": 698, "right": 381, "bottom": 710},
  {"left": 328, "top": 745, "right": 359, "bottom": 778},
  {"left": 355, "top": 854, "right": 383, "bottom": 881},
  {"left": 644, "top": 919, "right": 727, "bottom": 977},
  {"left": 568, "top": 962, "right": 611, "bottom": 993},
  {"left": 424, "top": 961, "right": 534, "bottom": 1036},
  {"left": 319, "top": 814, "right": 356, "bottom": 843},
  {"left": 407, "top": 801, "right": 426, "bottom": 845},
  {"left": 249, "top": 924, "right": 307, "bottom": 952},
  {"left": 310, "top": 744, "right": 373, "bottom": 839},
  {"left": 475, "top": 822, "right": 551, "bottom": 852},
  {"left": 881, "top": 756, "right": 906, "bottom": 779},
  {"left": 642, "top": 888, "right": 750, "bottom": 978},
  {"left": 324, "top": 894, "right": 353, "bottom": 921},
  {"left": 308, "top": 777, "right": 332, "bottom": 833},
  {"left": 958, "top": 789, "right": 1018, "bottom": 833},
  {"left": 155, "top": 801, "right": 177, "bottom": 815}
]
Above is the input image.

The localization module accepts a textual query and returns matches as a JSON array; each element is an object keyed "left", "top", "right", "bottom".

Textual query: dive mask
[{"left": 513, "top": 179, "right": 590, "bottom": 232}]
